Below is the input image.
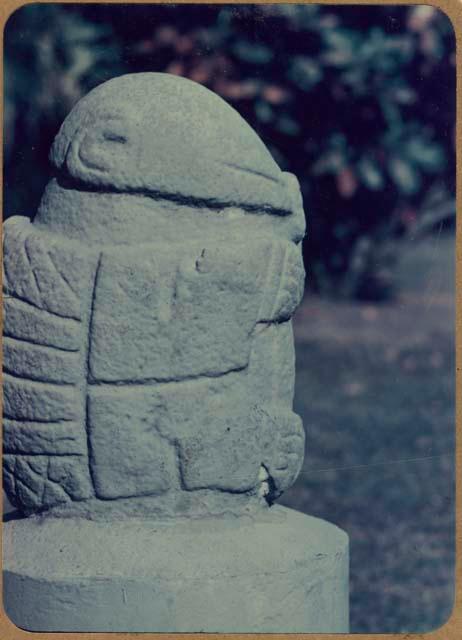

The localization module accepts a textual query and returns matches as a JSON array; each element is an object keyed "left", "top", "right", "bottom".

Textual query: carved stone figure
[
  {"left": 3, "top": 74, "right": 348, "bottom": 633},
  {"left": 3, "top": 72, "right": 306, "bottom": 519}
]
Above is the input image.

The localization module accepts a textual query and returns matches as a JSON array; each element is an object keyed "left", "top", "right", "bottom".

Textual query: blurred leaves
[
  {"left": 288, "top": 57, "right": 322, "bottom": 90},
  {"left": 4, "top": 3, "right": 456, "bottom": 300},
  {"left": 357, "top": 157, "right": 384, "bottom": 191},
  {"left": 388, "top": 157, "right": 421, "bottom": 196},
  {"left": 232, "top": 40, "right": 273, "bottom": 64},
  {"left": 5, "top": 4, "right": 118, "bottom": 143}
]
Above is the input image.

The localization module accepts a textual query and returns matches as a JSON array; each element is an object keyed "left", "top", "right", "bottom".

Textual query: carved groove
[
  {"left": 54, "top": 171, "right": 292, "bottom": 217},
  {"left": 3, "top": 371, "right": 74, "bottom": 389},
  {"left": 83, "top": 254, "right": 102, "bottom": 495},
  {"left": 2, "top": 333, "right": 79, "bottom": 354},
  {"left": 46, "top": 250, "right": 80, "bottom": 300},
  {"left": 2, "top": 366, "right": 75, "bottom": 387},
  {"left": 3, "top": 450, "right": 84, "bottom": 457},
  {"left": 222, "top": 161, "right": 283, "bottom": 185},
  {"left": 23, "top": 241, "right": 43, "bottom": 299},
  {"left": 88, "top": 362, "right": 248, "bottom": 387},
  {"left": 3, "top": 290, "right": 80, "bottom": 322},
  {"left": 3, "top": 415, "right": 74, "bottom": 424}
]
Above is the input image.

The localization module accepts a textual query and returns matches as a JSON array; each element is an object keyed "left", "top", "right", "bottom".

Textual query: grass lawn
[{"left": 282, "top": 230, "right": 456, "bottom": 632}]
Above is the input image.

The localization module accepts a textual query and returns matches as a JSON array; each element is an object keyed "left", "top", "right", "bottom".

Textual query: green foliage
[{"left": 4, "top": 4, "right": 455, "bottom": 299}]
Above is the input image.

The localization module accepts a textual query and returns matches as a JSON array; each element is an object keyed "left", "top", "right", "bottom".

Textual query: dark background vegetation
[
  {"left": 4, "top": 3, "right": 456, "bottom": 299},
  {"left": 3, "top": 3, "right": 456, "bottom": 633}
]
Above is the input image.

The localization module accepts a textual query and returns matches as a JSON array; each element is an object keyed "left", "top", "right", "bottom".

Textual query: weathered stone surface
[
  {"left": 3, "top": 375, "right": 81, "bottom": 423},
  {"left": 3, "top": 336, "right": 80, "bottom": 385},
  {"left": 87, "top": 391, "right": 178, "bottom": 499},
  {"left": 36, "top": 175, "right": 306, "bottom": 247},
  {"left": 3, "top": 297, "right": 81, "bottom": 351},
  {"left": 259, "top": 406, "right": 305, "bottom": 498},
  {"left": 3, "top": 72, "right": 307, "bottom": 517},
  {"left": 3, "top": 454, "right": 92, "bottom": 512},
  {"left": 177, "top": 404, "right": 263, "bottom": 493},
  {"left": 3, "top": 217, "right": 89, "bottom": 321},
  {"left": 88, "top": 242, "right": 265, "bottom": 382},
  {"left": 257, "top": 240, "right": 305, "bottom": 323},
  {"left": 3, "top": 506, "right": 349, "bottom": 632},
  {"left": 248, "top": 321, "right": 296, "bottom": 405},
  {"left": 3, "top": 419, "right": 87, "bottom": 456},
  {"left": 2, "top": 216, "right": 98, "bottom": 512}
]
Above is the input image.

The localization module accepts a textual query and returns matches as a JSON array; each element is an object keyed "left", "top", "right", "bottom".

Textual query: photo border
[{"left": 0, "top": 0, "right": 460, "bottom": 638}]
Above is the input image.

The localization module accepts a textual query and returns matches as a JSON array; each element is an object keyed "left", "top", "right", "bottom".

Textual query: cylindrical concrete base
[{"left": 3, "top": 505, "right": 348, "bottom": 632}]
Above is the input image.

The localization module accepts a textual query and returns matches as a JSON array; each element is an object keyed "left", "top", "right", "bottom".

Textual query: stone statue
[
  {"left": 3, "top": 72, "right": 306, "bottom": 518},
  {"left": 3, "top": 73, "right": 348, "bottom": 632}
]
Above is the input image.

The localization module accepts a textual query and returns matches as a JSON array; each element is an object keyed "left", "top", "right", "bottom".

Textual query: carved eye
[
  {"left": 94, "top": 115, "right": 130, "bottom": 147},
  {"left": 70, "top": 115, "right": 132, "bottom": 176},
  {"left": 102, "top": 130, "right": 127, "bottom": 144}
]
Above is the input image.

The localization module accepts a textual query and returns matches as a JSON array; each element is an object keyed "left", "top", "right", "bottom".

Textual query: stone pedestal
[{"left": 3, "top": 506, "right": 348, "bottom": 632}]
